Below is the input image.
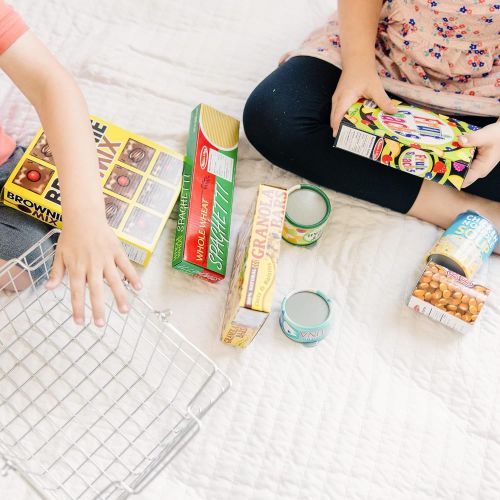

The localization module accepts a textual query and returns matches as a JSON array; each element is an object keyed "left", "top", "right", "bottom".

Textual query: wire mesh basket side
[{"left": 0, "top": 230, "right": 230, "bottom": 500}]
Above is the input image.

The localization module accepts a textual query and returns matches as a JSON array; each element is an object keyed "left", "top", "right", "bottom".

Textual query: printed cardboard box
[
  {"left": 172, "top": 104, "right": 240, "bottom": 282},
  {"left": 2, "top": 117, "right": 184, "bottom": 265},
  {"left": 408, "top": 261, "right": 490, "bottom": 333},
  {"left": 221, "top": 184, "right": 288, "bottom": 347},
  {"left": 335, "top": 98, "right": 478, "bottom": 190}
]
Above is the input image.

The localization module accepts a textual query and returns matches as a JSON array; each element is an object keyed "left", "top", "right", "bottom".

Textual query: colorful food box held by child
[
  {"left": 172, "top": 104, "right": 240, "bottom": 283},
  {"left": 335, "top": 99, "right": 478, "bottom": 190},
  {"left": 3, "top": 117, "right": 184, "bottom": 265},
  {"left": 221, "top": 184, "right": 288, "bottom": 347},
  {"left": 408, "top": 262, "right": 490, "bottom": 333}
]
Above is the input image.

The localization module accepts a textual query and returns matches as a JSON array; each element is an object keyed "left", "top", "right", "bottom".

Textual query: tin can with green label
[
  {"left": 279, "top": 289, "right": 332, "bottom": 347},
  {"left": 282, "top": 184, "right": 331, "bottom": 246}
]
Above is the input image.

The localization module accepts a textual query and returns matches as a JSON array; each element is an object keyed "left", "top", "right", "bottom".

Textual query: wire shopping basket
[{"left": 0, "top": 230, "right": 230, "bottom": 499}]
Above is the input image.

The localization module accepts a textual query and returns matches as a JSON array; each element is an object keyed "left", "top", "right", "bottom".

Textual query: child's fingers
[
  {"left": 115, "top": 250, "right": 142, "bottom": 291},
  {"left": 462, "top": 154, "right": 492, "bottom": 188},
  {"left": 370, "top": 87, "right": 398, "bottom": 115},
  {"left": 105, "top": 266, "right": 129, "bottom": 314},
  {"left": 87, "top": 272, "right": 105, "bottom": 327},
  {"left": 458, "top": 129, "right": 490, "bottom": 148},
  {"left": 45, "top": 250, "right": 65, "bottom": 289},
  {"left": 331, "top": 93, "right": 356, "bottom": 136},
  {"left": 68, "top": 270, "right": 86, "bottom": 325}
]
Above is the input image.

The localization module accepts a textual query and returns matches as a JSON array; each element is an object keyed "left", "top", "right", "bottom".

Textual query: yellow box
[
  {"left": 2, "top": 117, "right": 185, "bottom": 265},
  {"left": 221, "top": 184, "right": 288, "bottom": 347}
]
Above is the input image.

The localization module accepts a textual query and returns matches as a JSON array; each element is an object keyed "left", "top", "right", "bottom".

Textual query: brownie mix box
[
  {"left": 221, "top": 184, "right": 288, "bottom": 348},
  {"left": 2, "top": 117, "right": 184, "bottom": 266},
  {"left": 334, "top": 98, "right": 478, "bottom": 190},
  {"left": 172, "top": 104, "right": 240, "bottom": 283}
]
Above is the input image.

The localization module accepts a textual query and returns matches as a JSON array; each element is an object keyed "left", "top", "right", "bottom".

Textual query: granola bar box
[
  {"left": 2, "top": 117, "right": 184, "bottom": 265},
  {"left": 221, "top": 184, "right": 288, "bottom": 348},
  {"left": 334, "top": 98, "right": 478, "bottom": 190},
  {"left": 172, "top": 104, "right": 240, "bottom": 283}
]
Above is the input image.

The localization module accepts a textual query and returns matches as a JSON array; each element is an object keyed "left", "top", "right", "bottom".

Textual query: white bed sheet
[{"left": 1, "top": 1, "right": 500, "bottom": 499}]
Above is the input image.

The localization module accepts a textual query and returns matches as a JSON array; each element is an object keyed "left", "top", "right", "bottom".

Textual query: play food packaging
[
  {"left": 334, "top": 98, "right": 478, "bottom": 190},
  {"left": 408, "top": 262, "right": 490, "bottom": 333},
  {"left": 428, "top": 211, "right": 499, "bottom": 279},
  {"left": 172, "top": 104, "right": 240, "bottom": 283},
  {"left": 221, "top": 184, "right": 288, "bottom": 347},
  {"left": 279, "top": 289, "right": 332, "bottom": 346},
  {"left": 3, "top": 117, "right": 184, "bottom": 265},
  {"left": 282, "top": 184, "right": 331, "bottom": 246}
]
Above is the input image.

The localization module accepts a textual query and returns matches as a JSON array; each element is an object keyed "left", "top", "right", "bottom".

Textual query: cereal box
[
  {"left": 172, "top": 104, "right": 240, "bottom": 282},
  {"left": 221, "top": 184, "right": 288, "bottom": 347},
  {"left": 408, "top": 262, "right": 490, "bottom": 333},
  {"left": 334, "top": 98, "right": 478, "bottom": 190},
  {"left": 2, "top": 117, "right": 184, "bottom": 266}
]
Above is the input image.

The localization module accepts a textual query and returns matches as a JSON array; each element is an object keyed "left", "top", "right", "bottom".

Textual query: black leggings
[{"left": 243, "top": 56, "right": 499, "bottom": 213}]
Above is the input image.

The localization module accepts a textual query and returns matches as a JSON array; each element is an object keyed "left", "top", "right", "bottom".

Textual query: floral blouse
[{"left": 288, "top": 0, "right": 500, "bottom": 117}]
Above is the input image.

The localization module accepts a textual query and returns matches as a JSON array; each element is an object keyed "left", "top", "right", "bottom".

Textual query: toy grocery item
[
  {"left": 172, "top": 104, "right": 240, "bottom": 283},
  {"left": 282, "top": 184, "right": 331, "bottom": 246},
  {"left": 3, "top": 117, "right": 184, "bottom": 265},
  {"left": 408, "top": 262, "right": 490, "bottom": 333},
  {"left": 279, "top": 289, "right": 332, "bottom": 346},
  {"left": 335, "top": 98, "right": 478, "bottom": 190},
  {"left": 221, "top": 184, "right": 288, "bottom": 347},
  {"left": 428, "top": 211, "right": 499, "bottom": 278}
]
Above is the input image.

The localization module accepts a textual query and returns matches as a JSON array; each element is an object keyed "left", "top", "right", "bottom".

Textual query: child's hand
[
  {"left": 45, "top": 214, "right": 142, "bottom": 327},
  {"left": 459, "top": 120, "right": 500, "bottom": 188},
  {"left": 331, "top": 67, "right": 397, "bottom": 136}
]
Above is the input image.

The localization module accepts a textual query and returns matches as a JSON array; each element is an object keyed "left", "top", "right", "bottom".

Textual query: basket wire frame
[{"left": 0, "top": 230, "right": 230, "bottom": 499}]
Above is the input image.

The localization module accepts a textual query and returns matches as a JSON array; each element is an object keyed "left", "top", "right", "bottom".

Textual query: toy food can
[
  {"left": 279, "top": 290, "right": 332, "bottom": 346},
  {"left": 282, "top": 184, "right": 331, "bottom": 246},
  {"left": 428, "top": 211, "right": 499, "bottom": 278}
]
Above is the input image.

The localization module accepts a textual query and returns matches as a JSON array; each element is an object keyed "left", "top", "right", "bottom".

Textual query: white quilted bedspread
[{"left": 1, "top": 1, "right": 500, "bottom": 499}]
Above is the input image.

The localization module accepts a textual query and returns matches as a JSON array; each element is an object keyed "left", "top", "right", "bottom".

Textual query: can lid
[
  {"left": 281, "top": 289, "right": 332, "bottom": 330},
  {"left": 285, "top": 184, "right": 332, "bottom": 229}
]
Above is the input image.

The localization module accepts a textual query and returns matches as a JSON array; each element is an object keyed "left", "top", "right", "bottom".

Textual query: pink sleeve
[{"left": 0, "top": 1, "right": 28, "bottom": 55}]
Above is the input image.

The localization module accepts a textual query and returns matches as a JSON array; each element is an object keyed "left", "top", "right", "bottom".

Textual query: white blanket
[{"left": 1, "top": 1, "right": 500, "bottom": 499}]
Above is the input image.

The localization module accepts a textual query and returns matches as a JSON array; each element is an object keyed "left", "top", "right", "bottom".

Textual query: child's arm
[
  {"left": 331, "top": 0, "right": 397, "bottom": 135},
  {"left": 0, "top": 32, "right": 142, "bottom": 326}
]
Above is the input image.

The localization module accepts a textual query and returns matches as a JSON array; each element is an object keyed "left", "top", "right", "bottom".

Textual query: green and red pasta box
[
  {"left": 334, "top": 98, "right": 478, "bottom": 190},
  {"left": 172, "top": 104, "right": 240, "bottom": 283}
]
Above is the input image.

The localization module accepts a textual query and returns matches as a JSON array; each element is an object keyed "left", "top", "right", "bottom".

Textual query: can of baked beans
[
  {"left": 282, "top": 184, "right": 332, "bottom": 246},
  {"left": 428, "top": 211, "right": 499, "bottom": 278}
]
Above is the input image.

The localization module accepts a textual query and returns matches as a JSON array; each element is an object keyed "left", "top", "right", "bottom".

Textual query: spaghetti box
[
  {"left": 408, "top": 262, "right": 490, "bottom": 333},
  {"left": 172, "top": 104, "right": 240, "bottom": 283},
  {"left": 334, "top": 98, "right": 478, "bottom": 190},
  {"left": 3, "top": 117, "right": 184, "bottom": 266},
  {"left": 221, "top": 184, "right": 288, "bottom": 347}
]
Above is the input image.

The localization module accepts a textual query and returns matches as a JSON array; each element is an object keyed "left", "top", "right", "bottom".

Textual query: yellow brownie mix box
[
  {"left": 221, "top": 184, "right": 288, "bottom": 347},
  {"left": 2, "top": 117, "right": 184, "bottom": 265}
]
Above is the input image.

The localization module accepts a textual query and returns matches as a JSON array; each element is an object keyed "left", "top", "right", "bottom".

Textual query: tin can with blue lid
[
  {"left": 282, "top": 184, "right": 332, "bottom": 246},
  {"left": 279, "top": 289, "right": 332, "bottom": 346},
  {"left": 428, "top": 210, "right": 499, "bottom": 278}
]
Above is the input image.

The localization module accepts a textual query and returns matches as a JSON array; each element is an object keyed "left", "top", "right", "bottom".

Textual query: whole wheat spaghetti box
[
  {"left": 172, "top": 104, "right": 240, "bottom": 283},
  {"left": 221, "top": 184, "right": 288, "bottom": 348},
  {"left": 334, "top": 98, "right": 478, "bottom": 190}
]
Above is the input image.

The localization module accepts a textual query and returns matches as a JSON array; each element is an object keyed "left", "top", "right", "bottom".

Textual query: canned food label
[{"left": 279, "top": 316, "right": 327, "bottom": 343}]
